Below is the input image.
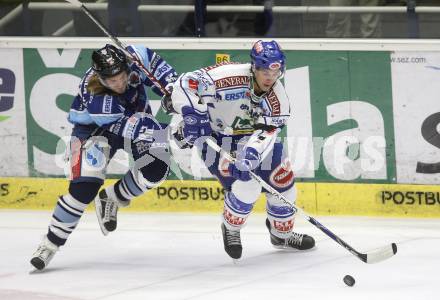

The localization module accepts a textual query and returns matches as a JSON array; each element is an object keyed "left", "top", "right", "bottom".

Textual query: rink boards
[
  {"left": 0, "top": 39, "right": 439, "bottom": 218},
  {"left": 0, "top": 177, "right": 439, "bottom": 218},
  {"left": 1, "top": 39, "right": 440, "bottom": 186}
]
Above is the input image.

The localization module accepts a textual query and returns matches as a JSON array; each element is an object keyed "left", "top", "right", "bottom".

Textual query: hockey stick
[
  {"left": 64, "top": 0, "right": 169, "bottom": 96},
  {"left": 205, "top": 138, "right": 397, "bottom": 264}
]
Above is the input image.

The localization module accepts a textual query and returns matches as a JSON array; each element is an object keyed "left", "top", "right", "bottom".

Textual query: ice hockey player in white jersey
[
  {"left": 170, "top": 40, "right": 315, "bottom": 259},
  {"left": 30, "top": 44, "right": 177, "bottom": 270}
]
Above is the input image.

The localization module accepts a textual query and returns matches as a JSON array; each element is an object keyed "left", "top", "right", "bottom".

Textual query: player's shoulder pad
[
  {"left": 126, "top": 44, "right": 155, "bottom": 69},
  {"left": 181, "top": 70, "right": 216, "bottom": 96},
  {"left": 203, "top": 62, "right": 250, "bottom": 78},
  {"left": 199, "top": 63, "right": 250, "bottom": 92}
]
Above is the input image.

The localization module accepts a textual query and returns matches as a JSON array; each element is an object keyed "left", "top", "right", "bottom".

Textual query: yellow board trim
[{"left": 0, "top": 178, "right": 439, "bottom": 217}]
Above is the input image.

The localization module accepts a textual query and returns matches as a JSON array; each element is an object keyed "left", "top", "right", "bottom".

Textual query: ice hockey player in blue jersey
[
  {"left": 30, "top": 44, "right": 178, "bottom": 270},
  {"left": 171, "top": 40, "right": 315, "bottom": 259}
]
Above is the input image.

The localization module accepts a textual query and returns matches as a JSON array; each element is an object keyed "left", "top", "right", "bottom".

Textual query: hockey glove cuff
[{"left": 181, "top": 106, "right": 212, "bottom": 146}]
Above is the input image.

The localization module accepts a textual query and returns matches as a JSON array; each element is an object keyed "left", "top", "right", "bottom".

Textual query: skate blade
[
  {"left": 232, "top": 258, "right": 240, "bottom": 265},
  {"left": 271, "top": 244, "right": 318, "bottom": 252},
  {"left": 94, "top": 201, "right": 109, "bottom": 236},
  {"left": 29, "top": 268, "right": 45, "bottom": 274}
]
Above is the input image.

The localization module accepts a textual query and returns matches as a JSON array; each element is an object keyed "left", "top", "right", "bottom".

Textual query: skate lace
[
  {"left": 104, "top": 199, "right": 117, "bottom": 221},
  {"left": 35, "top": 245, "right": 55, "bottom": 260},
  {"left": 226, "top": 229, "right": 241, "bottom": 246},
  {"left": 286, "top": 232, "right": 304, "bottom": 247}
]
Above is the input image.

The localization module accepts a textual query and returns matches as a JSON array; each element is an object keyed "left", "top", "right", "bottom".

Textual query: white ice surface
[{"left": 0, "top": 210, "right": 438, "bottom": 300}]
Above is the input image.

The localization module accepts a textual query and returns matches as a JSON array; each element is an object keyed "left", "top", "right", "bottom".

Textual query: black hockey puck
[{"left": 343, "top": 275, "right": 355, "bottom": 287}]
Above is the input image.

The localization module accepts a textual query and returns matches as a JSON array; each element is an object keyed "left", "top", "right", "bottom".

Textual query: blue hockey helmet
[
  {"left": 92, "top": 44, "right": 129, "bottom": 79},
  {"left": 250, "top": 40, "right": 285, "bottom": 72}
]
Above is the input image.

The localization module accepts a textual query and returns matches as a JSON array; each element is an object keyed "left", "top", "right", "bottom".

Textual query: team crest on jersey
[{"left": 269, "top": 159, "right": 294, "bottom": 189}]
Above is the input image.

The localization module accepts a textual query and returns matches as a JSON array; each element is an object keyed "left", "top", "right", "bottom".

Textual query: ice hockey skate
[
  {"left": 266, "top": 219, "right": 315, "bottom": 250},
  {"left": 94, "top": 188, "right": 119, "bottom": 236},
  {"left": 30, "top": 236, "right": 59, "bottom": 270},
  {"left": 221, "top": 223, "right": 243, "bottom": 259}
]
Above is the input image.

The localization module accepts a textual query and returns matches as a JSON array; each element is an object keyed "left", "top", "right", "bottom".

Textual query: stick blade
[
  {"left": 64, "top": 0, "right": 83, "bottom": 7},
  {"left": 364, "top": 242, "right": 397, "bottom": 264}
]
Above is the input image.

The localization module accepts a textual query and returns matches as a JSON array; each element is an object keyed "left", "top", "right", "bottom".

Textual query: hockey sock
[
  {"left": 223, "top": 191, "right": 254, "bottom": 230},
  {"left": 113, "top": 171, "right": 144, "bottom": 202},
  {"left": 266, "top": 200, "right": 296, "bottom": 239},
  {"left": 47, "top": 181, "right": 101, "bottom": 246},
  {"left": 115, "top": 158, "right": 169, "bottom": 202}
]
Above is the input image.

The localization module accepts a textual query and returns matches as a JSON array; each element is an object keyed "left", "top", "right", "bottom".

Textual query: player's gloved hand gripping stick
[{"left": 205, "top": 138, "right": 397, "bottom": 264}]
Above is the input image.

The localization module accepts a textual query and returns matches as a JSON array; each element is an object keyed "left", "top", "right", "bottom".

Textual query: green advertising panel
[
  {"left": 23, "top": 47, "right": 396, "bottom": 183},
  {"left": 24, "top": 48, "right": 93, "bottom": 177},
  {"left": 286, "top": 51, "right": 395, "bottom": 183}
]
